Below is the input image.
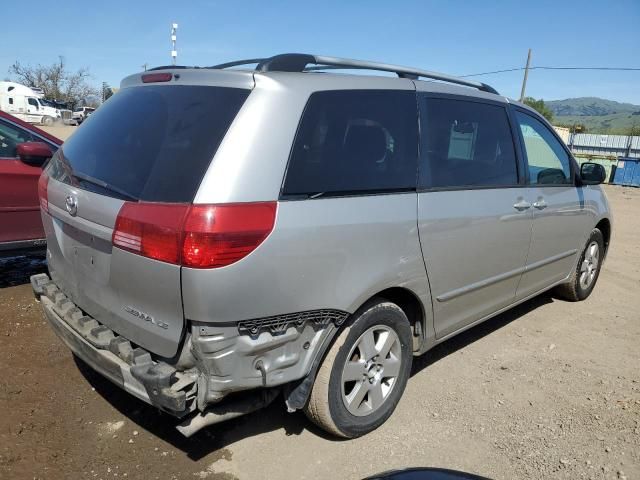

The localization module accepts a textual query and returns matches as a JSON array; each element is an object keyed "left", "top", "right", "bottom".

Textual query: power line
[
  {"left": 460, "top": 67, "right": 524, "bottom": 77},
  {"left": 461, "top": 66, "right": 640, "bottom": 77}
]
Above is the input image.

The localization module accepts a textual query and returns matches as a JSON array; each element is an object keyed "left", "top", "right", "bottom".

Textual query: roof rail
[{"left": 210, "top": 53, "right": 499, "bottom": 95}]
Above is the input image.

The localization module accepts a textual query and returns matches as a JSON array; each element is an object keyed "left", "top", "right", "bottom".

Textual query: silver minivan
[{"left": 31, "top": 54, "right": 612, "bottom": 439}]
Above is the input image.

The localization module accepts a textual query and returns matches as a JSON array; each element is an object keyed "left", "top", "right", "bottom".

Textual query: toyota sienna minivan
[{"left": 31, "top": 54, "right": 612, "bottom": 438}]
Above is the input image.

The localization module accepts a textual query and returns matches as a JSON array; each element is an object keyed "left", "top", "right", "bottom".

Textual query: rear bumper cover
[
  {"left": 31, "top": 273, "right": 196, "bottom": 417},
  {"left": 31, "top": 273, "right": 349, "bottom": 432}
]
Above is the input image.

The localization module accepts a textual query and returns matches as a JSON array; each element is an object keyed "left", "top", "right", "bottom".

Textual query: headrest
[{"left": 343, "top": 125, "right": 387, "bottom": 164}]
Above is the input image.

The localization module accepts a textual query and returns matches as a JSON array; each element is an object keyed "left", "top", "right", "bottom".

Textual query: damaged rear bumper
[
  {"left": 31, "top": 273, "right": 347, "bottom": 435},
  {"left": 31, "top": 273, "right": 196, "bottom": 417}
]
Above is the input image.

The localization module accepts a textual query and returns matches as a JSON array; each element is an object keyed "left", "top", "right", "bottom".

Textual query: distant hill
[{"left": 547, "top": 97, "right": 640, "bottom": 134}]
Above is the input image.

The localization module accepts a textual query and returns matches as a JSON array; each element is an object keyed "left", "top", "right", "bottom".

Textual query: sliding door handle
[
  {"left": 533, "top": 200, "right": 548, "bottom": 210},
  {"left": 513, "top": 200, "right": 531, "bottom": 211}
]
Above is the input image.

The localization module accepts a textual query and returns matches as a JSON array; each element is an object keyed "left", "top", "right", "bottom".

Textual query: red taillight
[
  {"left": 182, "top": 203, "right": 278, "bottom": 268},
  {"left": 112, "top": 202, "right": 277, "bottom": 268},
  {"left": 141, "top": 73, "right": 172, "bottom": 83},
  {"left": 112, "top": 203, "right": 188, "bottom": 264},
  {"left": 38, "top": 172, "right": 49, "bottom": 213}
]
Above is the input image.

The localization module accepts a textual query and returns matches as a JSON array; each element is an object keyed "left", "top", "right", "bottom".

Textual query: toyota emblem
[{"left": 65, "top": 195, "right": 78, "bottom": 216}]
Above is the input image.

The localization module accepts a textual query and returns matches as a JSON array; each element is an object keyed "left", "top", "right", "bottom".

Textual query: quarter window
[
  {"left": 515, "top": 111, "right": 572, "bottom": 185},
  {"left": 282, "top": 90, "right": 418, "bottom": 197},
  {"left": 419, "top": 98, "right": 518, "bottom": 188}
]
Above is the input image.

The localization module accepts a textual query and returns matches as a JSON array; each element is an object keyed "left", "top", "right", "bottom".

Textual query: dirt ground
[
  {"left": 1, "top": 185, "right": 638, "bottom": 480},
  {"left": 41, "top": 124, "right": 76, "bottom": 141}
]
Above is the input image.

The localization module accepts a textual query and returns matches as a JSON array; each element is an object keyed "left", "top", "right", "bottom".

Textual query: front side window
[
  {"left": 27, "top": 98, "right": 39, "bottom": 107},
  {"left": 282, "top": 90, "right": 418, "bottom": 197},
  {"left": 516, "top": 111, "right": 572, "bottom": 185},
  {"left": 0, "top": 119, "right": 35, "bottom": 158},
  {"left": 419, "top": 97, "right": 518, "bottom": 188}
]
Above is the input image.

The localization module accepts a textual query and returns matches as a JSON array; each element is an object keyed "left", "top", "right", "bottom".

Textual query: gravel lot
[
  {"left": 41, "top": 124, "right": 76, "bottom": 141},
  {"left": 1, "top": 185, "right": 638, "bottom": 480}
]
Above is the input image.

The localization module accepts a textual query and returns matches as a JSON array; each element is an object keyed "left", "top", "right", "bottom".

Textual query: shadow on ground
[
  {"left": 75, "top": 356, "right": 333, "bottom": 461},
  {"left": 411, "top": 292, "right": 554, "bottom": 376},
  {"left": 75, "top": 292, "right": 556, "bottom": 461},
  {"left": 0, "top": 255, "right": 47, "bottom": 288}
]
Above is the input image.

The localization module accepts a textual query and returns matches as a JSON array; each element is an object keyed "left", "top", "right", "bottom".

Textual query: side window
[
  {"left": 28, "top": 98, "right": 39, "bottom": 108},
  {"left": 419, "top": 97, "right": 518, "bottom": 188},
  {"left": 8, "top": 98, "right": 13, "bottom": 105},
  {"left": 282, "top": 90, "right": 418, "bottom": 197},
  {"left": 0, "top": 119, "right": 35, "bottom": 158},
  {"left": 515, "top": 111, "right": 572, "bottom": 185}
]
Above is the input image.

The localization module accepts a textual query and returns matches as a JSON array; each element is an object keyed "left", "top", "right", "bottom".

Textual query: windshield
[{"left": 47, "top": 85, "right": 250, "bottom": 202}]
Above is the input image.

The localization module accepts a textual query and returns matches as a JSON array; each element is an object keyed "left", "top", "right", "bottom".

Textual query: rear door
[
  {"left": 0, "top": 117, "right": 48, "bottom": 244},
  {"left": 513, "top": 109, "right": 592, "bottom": 298},
  {"left": 416, "top": 93, "right": 532, "bottom": 338},
  {"left": 42, "top": 82, "right": 250, "bottom": 357}
]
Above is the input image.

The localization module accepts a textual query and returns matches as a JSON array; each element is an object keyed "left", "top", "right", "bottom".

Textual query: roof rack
[{"left": 209, "top": 53, "right": 499, "bottom": 95}]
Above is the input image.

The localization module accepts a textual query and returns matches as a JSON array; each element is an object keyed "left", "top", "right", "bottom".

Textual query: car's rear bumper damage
[
  {"left": 31, "top": 273, "right": 197, "bottom": 417},
  {"left": 30, "top": 273, "right": 346, "bottom": 436}
]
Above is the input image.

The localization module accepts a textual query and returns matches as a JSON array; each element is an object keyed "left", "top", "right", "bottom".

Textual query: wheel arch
[
  {"left": 284, "top": 286, "right": 428, "bottom": 412},
  {"left": 595, "top": 217, "right": 611, "bottom": 257},
  {"left": 370, "top": 287, "right": 426, "bottom": 352}
]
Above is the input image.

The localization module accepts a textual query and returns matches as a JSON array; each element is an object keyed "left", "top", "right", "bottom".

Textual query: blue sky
[{"left": 3, "top": 0, "right": 639, "bottom": 103}]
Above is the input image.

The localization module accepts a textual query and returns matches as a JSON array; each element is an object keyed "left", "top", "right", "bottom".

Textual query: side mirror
[
  {"left": 16, "top": 142, "right": 53, "bottom": 166},
  {"left": 580, "top": 162, "right": 606, "bottom": 185}
]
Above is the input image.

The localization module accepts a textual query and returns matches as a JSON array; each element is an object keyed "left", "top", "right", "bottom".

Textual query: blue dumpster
[
  {"left": 633, "top": 162, "right": 640, "bottom": 187},
  {"left": 613, "top": 158, "right": 640, "bottom": 187}
]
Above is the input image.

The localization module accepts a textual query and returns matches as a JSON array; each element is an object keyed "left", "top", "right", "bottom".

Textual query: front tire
[
  {"left": 304, "top": 299, "right": 413, "bottom": 438},
  {"left": 555, "top": 228, "right": 604, "bottom": 301},
  {"left": 41, "top": 116, "right": 54, "bottom": 126}
]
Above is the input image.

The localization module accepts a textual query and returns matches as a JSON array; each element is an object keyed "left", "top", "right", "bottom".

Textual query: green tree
[{"left": 523, "top": 97, "right": 554, "bottom": 123}]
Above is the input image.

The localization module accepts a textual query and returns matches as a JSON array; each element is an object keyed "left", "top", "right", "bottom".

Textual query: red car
[{"left": 0, "top": 110, "right": 62, "bottom": 256}]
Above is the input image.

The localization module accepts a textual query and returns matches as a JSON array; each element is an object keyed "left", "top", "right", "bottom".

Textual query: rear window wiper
[{"left": 71, "top": 172, "right": 139, "bottom": 201}]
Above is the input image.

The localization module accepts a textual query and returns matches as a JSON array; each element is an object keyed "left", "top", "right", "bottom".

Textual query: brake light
[
  {"left": 182, "top": 203, "right": 278, "bottom": 268},
  {"left": 38, "top": 172, "right": 49, "bottom": 213},
  {"left": 112, "top": 202, "right": 277, "bottom": 268},
  {"left": 141, "top": 73, "right": 172, "bottom": 83}
]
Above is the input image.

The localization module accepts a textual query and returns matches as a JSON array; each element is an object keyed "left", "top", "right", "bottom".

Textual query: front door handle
[
  {"left": 513, "top": 200, "right": 531, "bottom": 211},
  {"left": 533, "top": 200, "right": 548, "bottom": 210}
]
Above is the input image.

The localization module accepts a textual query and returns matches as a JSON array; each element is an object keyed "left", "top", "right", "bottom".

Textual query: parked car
[
  {"left": 31, "top": 54, "right": 611, "bottom": 439},
  {"left": 72, "top": 107, "right": 95, "bottom": 125},
  {"left": 0, "top": 110, "right": 61, "bottom": 256}
]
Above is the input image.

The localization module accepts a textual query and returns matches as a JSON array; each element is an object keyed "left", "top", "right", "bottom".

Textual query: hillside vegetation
[{"left": 547, "top": 97, "right": 640, "bottom": 134}]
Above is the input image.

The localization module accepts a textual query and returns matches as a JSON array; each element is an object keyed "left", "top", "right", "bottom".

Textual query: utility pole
[
  {"left": 171, "top": 23, "right": 178, "bottom": 65},
  {"left": 519, "top": 48, "right": 532, "bottom": 101},
  {"left": 141, "top": 63, "right": 148, "bottom": 71}
]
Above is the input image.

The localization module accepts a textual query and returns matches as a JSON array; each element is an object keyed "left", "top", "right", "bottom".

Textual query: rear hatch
[{"left": 41, "top": 80, "right": 250, "bottom": 358}]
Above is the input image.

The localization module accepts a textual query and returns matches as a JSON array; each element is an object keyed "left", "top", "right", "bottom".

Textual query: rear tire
[
  {"left": 304, "top": 299, "right": 412, "bottom": 438},
  {"left": 555, "top": 228, "right": 604, "bottom": 301}
]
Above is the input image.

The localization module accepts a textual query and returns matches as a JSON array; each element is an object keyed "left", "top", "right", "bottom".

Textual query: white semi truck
[{"left": 0, "top": 81, "right": 61, "bottom": 125}]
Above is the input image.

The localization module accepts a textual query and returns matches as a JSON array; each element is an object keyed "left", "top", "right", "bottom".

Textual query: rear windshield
[{"left": 48, "top": 85, "right": 250, "bottom": 202}]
